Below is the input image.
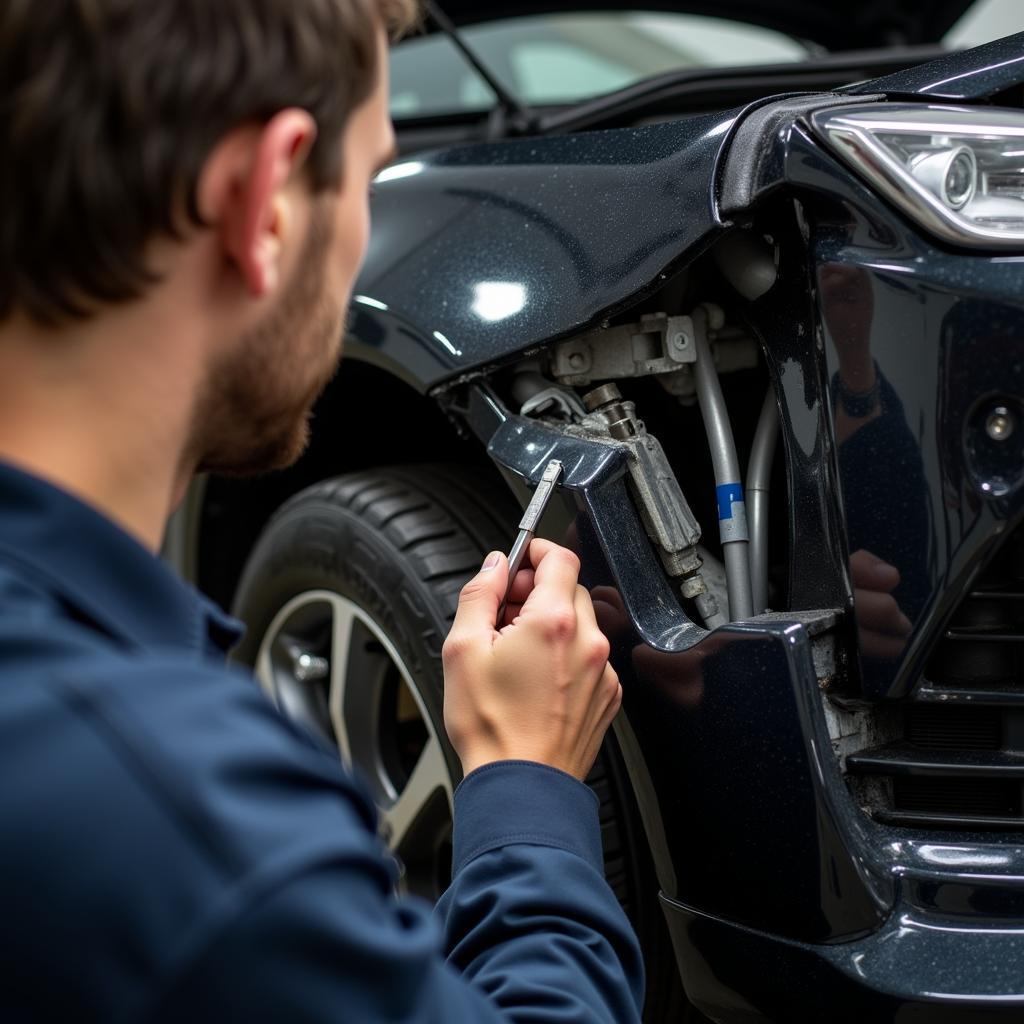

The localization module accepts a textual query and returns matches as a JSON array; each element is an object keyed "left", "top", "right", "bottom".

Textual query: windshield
[
  {"left": 944, "top": 0, "right": 1024, "bottom": 47},
  {"left": 390, "top": 12, "right": 811, "bottom": 118}
]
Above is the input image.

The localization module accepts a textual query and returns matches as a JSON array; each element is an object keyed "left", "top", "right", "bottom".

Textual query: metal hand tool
[{"left": 497, "top": 459, "right": 563, "bottom": 623}]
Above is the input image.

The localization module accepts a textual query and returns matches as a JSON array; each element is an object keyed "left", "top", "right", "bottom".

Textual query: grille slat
[
  {"left": 945, "top": 630, "right": 1024, "bottom": 643},
  {"left": 848, "top": 744, "right": 1024, "bottom": 777},
  {"left": 907, "top": 705, "right": 1002, "bottom": 749},
  {"left": 917, "top": 683, "right": 1024, "bottom": 706},
  {"left": 847, "top": 530, "right": 1024, "bottom": 830},
  {"left": 893, "top": 777, "right": 1021, "bottom": 818}
]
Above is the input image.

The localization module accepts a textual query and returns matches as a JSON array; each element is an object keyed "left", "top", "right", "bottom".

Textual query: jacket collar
[{"left": 0, "top": 460, "right": 242, "bottom": 658}]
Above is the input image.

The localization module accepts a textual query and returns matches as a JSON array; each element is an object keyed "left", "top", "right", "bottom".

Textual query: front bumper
[{"left": 662, "top": 891, "right": 1024, "bottom": 1022}]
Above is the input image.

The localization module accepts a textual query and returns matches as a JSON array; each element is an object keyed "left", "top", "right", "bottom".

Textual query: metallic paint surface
[
  {"left": 783, "top": 123, "right": 1024, "bottom": 701},
  {"left": 470, "top": 371, "right": 1024, "bottom": 1018},
  {"left": 851, "top": 30, "right": 1024, "bottom": 100},
  {"left": 349, "top": 111, "right": 738, "bottom": 390},
  {"left": 663, "top": 893, "right": 1024, "bottom": 1020}
]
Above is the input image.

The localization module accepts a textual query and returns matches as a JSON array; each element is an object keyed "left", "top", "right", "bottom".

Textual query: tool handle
[
  {"left": 496, "top": 460, "right": 563, "bottom": 625},
  {"left": 497, "top": 530, "right": 532, "bottom": 624},
  {"left": 517, "top": 459, "right": 563, "bottom": 532}
]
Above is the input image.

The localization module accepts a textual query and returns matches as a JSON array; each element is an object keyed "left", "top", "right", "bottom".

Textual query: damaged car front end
[
  {"left": 349, "top": 33, "right": 1024, "bottom": 1019},
  {"left": 181, "top": 17, "right": 1024, "bottom": 1023}
]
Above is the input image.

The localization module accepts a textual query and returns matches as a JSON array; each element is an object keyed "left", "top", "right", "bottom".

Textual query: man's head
[{"left": 0, "top": 0, "right": 416, "bottom": 476}]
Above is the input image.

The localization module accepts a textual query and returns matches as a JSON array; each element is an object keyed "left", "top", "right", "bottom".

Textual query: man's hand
[{"left": 442, "top": 540, "right": 622, "bottom": 781}]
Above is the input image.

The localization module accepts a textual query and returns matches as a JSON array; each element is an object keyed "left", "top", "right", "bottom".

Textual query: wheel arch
[{"left": 187, "top": 357, "right": 505, "bottom": 610}]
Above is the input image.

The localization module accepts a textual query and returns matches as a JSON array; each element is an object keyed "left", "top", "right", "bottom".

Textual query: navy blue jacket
[{"left": 0, "top": 461, "right": 643, "bottom": 1022}]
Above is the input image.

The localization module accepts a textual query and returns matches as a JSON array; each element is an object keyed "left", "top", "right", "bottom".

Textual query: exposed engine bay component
[
  {"left": 582, "top": 383, "right": 643, "bottom": 439},
  {"left": 480, "top": 398, "right": 706, "bottom": 650},
  {"left": 549, "top": 310, "right": 759, "bottom": 397},
  {"left": 747, "top": 389, "right": 780, "bottom": 614},
  {"left": 520, "top": 385, "right": 588, "bottom": 421},
  {"left": 510, "top": 368, "right": 589, "bottom": 421},
  {"left": 550, "top": 312, "right": 695, "bottom": 386},
  {"left": 693, "top": 305, "right": 754, "bottom": 621},
  {"left": 578, "top": 384, "right": 725, "bottom": 629},
  {"left": 691, "top": 544, "right": 728, "bottom": 630}
]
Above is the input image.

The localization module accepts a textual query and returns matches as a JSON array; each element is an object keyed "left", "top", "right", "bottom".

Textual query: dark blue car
[{"left": 172, "top": 3, "right": 1024, "bottom": 1019}]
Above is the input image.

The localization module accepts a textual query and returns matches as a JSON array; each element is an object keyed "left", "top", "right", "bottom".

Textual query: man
[{"left": 0, "top": 1, "right": 644, "bottom": 1021}]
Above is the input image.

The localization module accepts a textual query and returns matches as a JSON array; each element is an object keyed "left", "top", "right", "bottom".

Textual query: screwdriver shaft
[{"left": 497, "top": 459, "right": 563, "bottom": 623}]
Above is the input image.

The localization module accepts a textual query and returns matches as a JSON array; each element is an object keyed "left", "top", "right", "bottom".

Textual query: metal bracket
[
  {"left": 519, "top": 385, "right": 588, "bottom": 421},
  {"left": 575, "top": 389, "right": 703, "bottom": 578},
  {"left": 487, "top": 413, "right": 708, "bottom": 652},
  {"left": 550, "top": 312, "right": 696, "bottom": 386}
]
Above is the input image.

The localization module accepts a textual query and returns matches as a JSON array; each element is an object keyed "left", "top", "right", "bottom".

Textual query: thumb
[{"left": 450, "top": 552, "right": 508, "bottom": 635}]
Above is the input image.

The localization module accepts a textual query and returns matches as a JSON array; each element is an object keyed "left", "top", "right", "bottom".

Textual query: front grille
[
  {"left": 894, "top": 777, "right": 1021, "bottom": 818},
  {"left": 846, "top": 527, "right": 1024, "bottom": 830},
  {"left": 906, "top": 705, "right": 1001, "bottom": 750}
]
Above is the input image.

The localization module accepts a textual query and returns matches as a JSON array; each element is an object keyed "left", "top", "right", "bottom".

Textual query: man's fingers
[
  {"left": 498, "top": 602, "right": 522, "bottom": 629},
  {"left": 496, "top": 568, "right": 538, "bottom": 628},
  {"left": 580, "top": 665, "right": 623, "bottom": 768},
  {"left": 524, "top": 537, "right": 559, "bottom": 570},
  {"left": 521, "top": 540, "right": 581, "bottom": 614},
  {"left": 572, "top": 584, "right": 600, "bottom": 633},
  {"left": 850, "top": 549, "right": 901, "bottom": 593},
  {"left": 506, "top": 568, "right": 535, "bottom": 605},
  {"left": 447, "top": 551, "right": 509, "bottom": 642}
]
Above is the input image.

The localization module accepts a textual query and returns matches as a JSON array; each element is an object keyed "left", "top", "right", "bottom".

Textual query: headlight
[{"left": 811, "top": 104, "right": 1024, "bottom": 249}]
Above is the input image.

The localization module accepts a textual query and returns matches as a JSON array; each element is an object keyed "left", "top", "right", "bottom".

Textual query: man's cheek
[{"left": 337, "top": 201, "right": 370, "bottom": 280}]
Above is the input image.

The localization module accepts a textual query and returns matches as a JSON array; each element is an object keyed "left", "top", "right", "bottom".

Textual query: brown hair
[{"left": 0, "top": 0, "right": 420, "bottom": 323}]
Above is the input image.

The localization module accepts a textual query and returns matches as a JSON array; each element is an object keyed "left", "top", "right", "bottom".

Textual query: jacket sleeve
[
  {"left": 147, "top": 760, "right": 644, "bottom": 1023},
  {"left": 437, "top": 760, "right": 645, "bottom": 1022}
]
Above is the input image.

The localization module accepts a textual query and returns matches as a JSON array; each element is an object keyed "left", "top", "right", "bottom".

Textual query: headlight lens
[
  {"left": 811, "top": 104, "right": 1024, "bottom": 248},
  {"left": 910, "top": 146, "right": 976, "bottom": 210}
]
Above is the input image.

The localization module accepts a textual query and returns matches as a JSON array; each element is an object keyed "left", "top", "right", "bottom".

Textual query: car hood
[
  {"left": 430, "top": 1, "right": 975, "bottom": 52},
  {"left": 850, "top": 29, "right": 1024, "bottom": 98}
]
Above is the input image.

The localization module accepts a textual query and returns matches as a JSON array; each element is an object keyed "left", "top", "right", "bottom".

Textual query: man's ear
[{"left": 197, "top": 109, "right": 318, "bottom": 298}]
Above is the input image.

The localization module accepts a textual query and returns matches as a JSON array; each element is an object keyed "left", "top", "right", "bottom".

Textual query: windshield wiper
[{"left": 425, "top": 1, "right": 536, "bottom": 136}]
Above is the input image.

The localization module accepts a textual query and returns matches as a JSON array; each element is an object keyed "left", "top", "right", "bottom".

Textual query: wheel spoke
[
  {"left": 328, "top": 596, "right": 359, "bottom": 766},
  {"left": 382, "top": 734, "right": 450, "bottom": 853},
  {"left": 254, "top": 640, "right": 275, "bottom": 699}
]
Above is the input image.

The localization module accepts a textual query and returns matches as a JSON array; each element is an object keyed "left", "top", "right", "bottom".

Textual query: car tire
[{"left": 229, "top": 464, "right": 693, "bottom": 1022}]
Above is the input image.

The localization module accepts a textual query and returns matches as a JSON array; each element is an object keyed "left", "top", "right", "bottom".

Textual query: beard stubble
[{"left": 193, "top": 197, "right": 344, "bottom": 477}]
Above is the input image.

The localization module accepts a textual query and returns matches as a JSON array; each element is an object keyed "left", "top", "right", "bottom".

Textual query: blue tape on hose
[{"left": 716, "top": 483, "right": 744, "bottom": 520}]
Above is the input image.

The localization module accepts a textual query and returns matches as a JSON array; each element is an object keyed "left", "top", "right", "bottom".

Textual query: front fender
[{"left": 349, "top": 110, "right": 739, "bottom": 391}]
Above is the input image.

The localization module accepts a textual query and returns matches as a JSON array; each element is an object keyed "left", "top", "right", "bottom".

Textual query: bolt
[
  {"left": 986, "top": 406, "right": 1015, "bottom": 442},
  {"left": 293, "top": 651, "right": 329, "bottom": 682},
  {"left": 568, "top": 351, "right": 585, "bottom": 370},
  {"left": 607, "top": 414, "right": 637, "bottom": 440},
  {"left": 582, "top": 382, "right": 622, "bottom": 412},
  {"left": 672, "top": 332, "right": 689, "bottom": 351}
]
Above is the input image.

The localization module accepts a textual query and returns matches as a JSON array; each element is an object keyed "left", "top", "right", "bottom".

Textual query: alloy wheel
[{"left": 254, "top": 589, "right": 453, "bottom": 897}]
